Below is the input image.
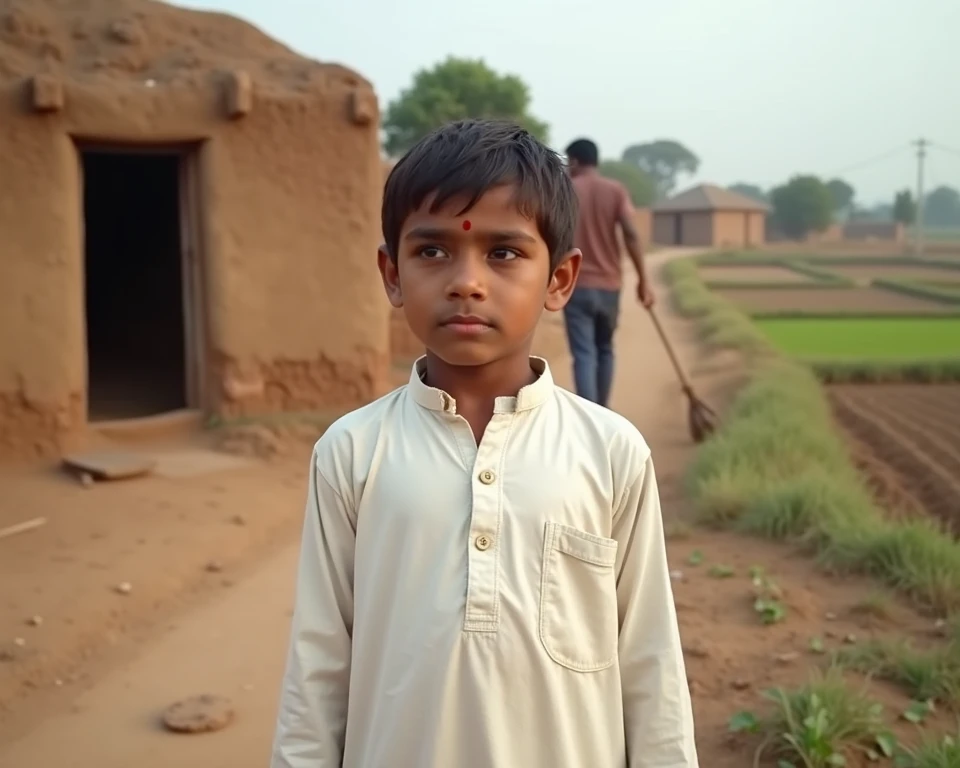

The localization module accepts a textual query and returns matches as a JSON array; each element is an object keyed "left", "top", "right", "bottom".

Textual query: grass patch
[
  {"left": 896, "top": 727, "right": 960, "bottom": 767},
  {"left": 664, "top": 258, "right": 960, "bottom": 613},
  {"left": 813, "top": 360, "right": 960, "bottom": 383},
  {"left": 703, "top": 280, "right": 852, "bottom": 290},
  {"left": 729, "top": 668, "right": 894, "bottom": 766},
  {"left": 875, "top": 278, "right": 960, "bottom": 305},
  {"left": 752, "top": 317, "right": 960, "bottom": 361},
  {"left": 850, "top": 591, "right": 894, "bottom": 620},
  {"left": 835, "top": 639, "right": 960, "bottom": 708}
]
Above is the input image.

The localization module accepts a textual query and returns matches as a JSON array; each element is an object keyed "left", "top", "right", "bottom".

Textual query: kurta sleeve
[
  {"left": 612, "top": 452, "right": 699, "bottom": 768},
  {"left": 270, "top": 446, "right": 356, "bottom": 768}
]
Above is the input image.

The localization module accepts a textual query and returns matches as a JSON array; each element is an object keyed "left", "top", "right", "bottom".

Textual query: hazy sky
[{"left": 176, "top": 0, "right": 958, "bottom": 204}]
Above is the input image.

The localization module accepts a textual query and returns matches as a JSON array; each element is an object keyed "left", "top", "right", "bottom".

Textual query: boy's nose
[{"left": 446, "top": 259, "right": 487, "bottom": 300}]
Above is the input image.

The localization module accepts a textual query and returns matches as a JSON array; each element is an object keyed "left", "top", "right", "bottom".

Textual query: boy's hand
[{"left": 637, "top": 280, "right": 655, "bottom": 309}]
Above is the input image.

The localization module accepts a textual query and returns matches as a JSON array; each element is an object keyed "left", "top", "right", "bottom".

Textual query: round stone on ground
[{"left": 161, "top": 694, "right": 234, "bottom": 734}]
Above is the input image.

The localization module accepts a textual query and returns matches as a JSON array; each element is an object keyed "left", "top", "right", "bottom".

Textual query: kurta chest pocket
[{"left": 538, "top": 522, "right": 619, "bottom": 672}]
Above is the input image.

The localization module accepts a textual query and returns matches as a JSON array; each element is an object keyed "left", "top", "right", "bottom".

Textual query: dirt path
[{"left": 0, "top": 251, "right": 947, "bottom": 766}]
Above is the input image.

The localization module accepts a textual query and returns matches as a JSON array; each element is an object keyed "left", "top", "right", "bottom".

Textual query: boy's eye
[
  {"left": 489, "top": 248, "right": 519, "bottom": 261},
  {"left": 418, "top": 246, "right": 448, "bottom": 259}
]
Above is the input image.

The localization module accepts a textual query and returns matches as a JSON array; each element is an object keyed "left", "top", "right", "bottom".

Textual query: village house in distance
[{"left": 652, "top": 183, "right": 770, "bottom": 249}]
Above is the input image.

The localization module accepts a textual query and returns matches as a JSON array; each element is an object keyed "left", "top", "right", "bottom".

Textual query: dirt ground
[
  {"left": 0, "top": 251, "right": 954, "bottom": 767},
  {"left": 715, "top": 286, "right": 955, "bottom": 314}
]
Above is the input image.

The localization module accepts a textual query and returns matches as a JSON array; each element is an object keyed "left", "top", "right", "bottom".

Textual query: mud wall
[
  {"left": 681, "top": 212, "right": 713, "bottom": 247},
  {"left": 0, "top": 73, "right": 388, "bottom": 458}
]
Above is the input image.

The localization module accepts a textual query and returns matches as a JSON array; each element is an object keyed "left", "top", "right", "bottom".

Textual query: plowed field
[
  {"left": 697, "top": 265, "right": 814, "bottom": 284},
  {"left": 829, "top": 384, "right": 960, "bottom": 533},
  {"left": 716, "top": 286, "right": 953, "bottom": 314}
]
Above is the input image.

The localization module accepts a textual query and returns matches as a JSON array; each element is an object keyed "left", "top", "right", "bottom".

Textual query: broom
[{"left": 646, "top": 307, "right": 719, "bottom": 443}]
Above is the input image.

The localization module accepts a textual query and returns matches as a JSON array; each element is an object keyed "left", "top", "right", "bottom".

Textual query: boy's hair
[
  {"left": 382, "top": 119, "right": 578, "bottom": 273},
  {"left": 564, "top": 138, "right": 599, "bottom": 167}
]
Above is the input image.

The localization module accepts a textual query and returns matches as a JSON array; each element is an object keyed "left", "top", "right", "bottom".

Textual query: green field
[{"left": 753, "top": 317, "right": 960, "bottom": 360}]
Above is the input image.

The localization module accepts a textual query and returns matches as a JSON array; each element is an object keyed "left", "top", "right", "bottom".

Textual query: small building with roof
[{"left": 651, "top": 184, "right": 770, "bottom": 248}]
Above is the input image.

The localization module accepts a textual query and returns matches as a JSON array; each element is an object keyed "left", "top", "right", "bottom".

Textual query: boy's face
[{"left": 378, "top": 185, "right": 581, "bottom": 369}]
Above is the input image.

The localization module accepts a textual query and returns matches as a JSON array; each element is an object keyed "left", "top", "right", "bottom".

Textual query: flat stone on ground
[
  {"left": 62, "top": 451, "right": 156, "bottom": 481},
  {"left": 161, "top": 694, "right": 234, "bottom": 734}
]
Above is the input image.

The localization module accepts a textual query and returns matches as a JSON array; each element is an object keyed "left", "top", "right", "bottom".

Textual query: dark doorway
[
  {"left": 673, "top": 214, "right": 683, "bottom": 245},
  {"left": 81, "top": 149, "right": 190, "bottom": 421}
]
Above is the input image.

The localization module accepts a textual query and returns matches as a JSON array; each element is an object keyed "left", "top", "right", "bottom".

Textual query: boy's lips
[{"left": 440, "top": 314, "right": 495, "bottom": 335}]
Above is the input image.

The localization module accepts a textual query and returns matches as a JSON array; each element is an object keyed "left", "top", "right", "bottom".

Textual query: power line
[
  {"left": 928, "top": 141, "right": 960, "bottom": 163},
  {"left": 826, "top": 143, "right": 912, "bottom": 178}
]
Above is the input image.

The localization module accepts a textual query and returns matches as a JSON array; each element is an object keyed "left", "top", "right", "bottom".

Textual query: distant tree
[
  {"left": 621, "top": 140, "right": 699, "bottom": 199},
  {"left": 597, "top": 160, "right": 657, "bottom": 206},
  {"left": 728, "top": 183, "right": 768, "bottom": 204},
  {"left": 892, "top": 189, "right": 916, "bottom": 225},
  {"left": 769, "top": 175, "right": 834, "bottom": 239},
  {"left": 826, "top": 178, "right": 856, "bottom": 219},
  {"left": 382, "top": 57, "right": 548, "bottom": 156},
  {"left": 922, "top": 185, "right": 960, "bottom": 227}
]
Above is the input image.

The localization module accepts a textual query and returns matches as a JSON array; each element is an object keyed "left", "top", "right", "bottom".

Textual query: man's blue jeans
[{"left": 562, "top": 287, "right": 621, "bottom": 407}]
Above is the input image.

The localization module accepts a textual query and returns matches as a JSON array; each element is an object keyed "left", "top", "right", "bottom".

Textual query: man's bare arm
[
  {"left": 619, "top": 211, "right": 654, "bottom": 307},
  {"left": 619, "top": 212, "right": 646, "bottom": 281}
]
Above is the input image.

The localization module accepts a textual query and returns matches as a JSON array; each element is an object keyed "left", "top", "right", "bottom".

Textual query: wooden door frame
[{"left": 73, "top": 139, "right": 208, "bottom": 414}]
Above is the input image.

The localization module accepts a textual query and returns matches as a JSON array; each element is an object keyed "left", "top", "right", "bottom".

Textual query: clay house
[
  {"left": 0, "top": 0, "right": 388, "bottom": 459},
  {"left": 652, "top": 183, "right": 769, "bottom": 248}
]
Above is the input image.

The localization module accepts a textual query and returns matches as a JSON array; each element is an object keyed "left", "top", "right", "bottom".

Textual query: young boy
[{"left": 270, "top": 119, "right": 698, "bottom": 768}]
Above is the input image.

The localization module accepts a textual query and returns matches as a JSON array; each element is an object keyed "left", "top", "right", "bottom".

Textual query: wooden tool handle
[{"left": 646, "top": 307, "right": 694, "bottom": 392}]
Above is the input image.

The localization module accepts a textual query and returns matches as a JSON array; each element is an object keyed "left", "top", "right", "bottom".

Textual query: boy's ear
[
  {"left": 544, "top": 249, "right": 582, "bottom": 312},
  {"left": 377, "top": 245, "right": 403, "bottom": 308}
]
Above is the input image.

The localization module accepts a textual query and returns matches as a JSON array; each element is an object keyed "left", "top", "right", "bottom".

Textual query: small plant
[
  {"left": 755, "top": 597, "right": 787, "bottom": 625},
  {"left": 809, "top": 637, "right": 827, "bottom": 655},
  {"left": 894, "top": 728, "right": 960, "bottom": 768},
  {"left": 708, "top": 564, "right": 735, "bottom": 579},
  {"left": 902, "top": 699, "right": 936, "bottom": 724},
  {"left": 751, "top": 569, "right": 787, "bottom": 625},
  {"left": 850, "top": 592, "right": 893, "bottom": 620},
  {"left": 663, "top": 520, "right": 693, "bottom": 541},
  {"left": 687, "top": 550, "right": 704, "bottom": 566},
  {"left": 835, "top": 639, "right": 960, "bottom": 708},
  {"left": 728, "top": 668, "right": 896, "bottom": 768}
]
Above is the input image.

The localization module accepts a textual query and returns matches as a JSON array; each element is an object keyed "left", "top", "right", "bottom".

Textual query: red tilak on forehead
[{"left": 462, "top": 220, "right": 472, "bottom": 231}]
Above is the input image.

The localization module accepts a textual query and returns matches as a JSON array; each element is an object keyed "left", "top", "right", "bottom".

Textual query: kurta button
[
  {"left": 475, "top": 535, "right": 492, "bottom": 551},
  {"left": 478, "top": 469, "right": 495, "bottom": 485}
]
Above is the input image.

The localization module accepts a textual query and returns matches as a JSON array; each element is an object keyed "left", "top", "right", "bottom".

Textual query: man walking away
[{"left": 564, "top": 138, "right": 653, "bottom": 407}]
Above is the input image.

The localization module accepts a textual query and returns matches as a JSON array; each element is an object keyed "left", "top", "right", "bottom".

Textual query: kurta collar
[{"left": 408, "top": 356, "right": 554, "bottom": 415}]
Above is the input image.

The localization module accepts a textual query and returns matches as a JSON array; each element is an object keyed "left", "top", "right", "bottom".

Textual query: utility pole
[{"left": 913, "top": 138, "right": 928, "bottom": 257}]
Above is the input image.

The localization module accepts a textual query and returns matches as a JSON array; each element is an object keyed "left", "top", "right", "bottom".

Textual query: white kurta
[{"left": 271, "top": 357, "right": 698, "bottom": 768}]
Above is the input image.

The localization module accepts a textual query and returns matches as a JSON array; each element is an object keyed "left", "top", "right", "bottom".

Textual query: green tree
[
  {"left": 922, "top": 185, "right": 960, "bottom": 227},
  {"left": 597, "top": 160, "right": 657, "bottom": 206},
  {"left": 826, "top": 178, "right": 855, "bottom": 218},
  {"left": 728, "top": 183, "right": 768, "bottom": 204},
  {"left": 382, "top": 57, "right": 548, "bottom": 156},
  {"left": 621, "top": 140, "right": 699, "bottom": 199},
  {"left": 892, "top": 189, "right": 916, "bottom": 225},
  {"left": 769, "top": 175, "right": 834, "bottom": 239}
]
